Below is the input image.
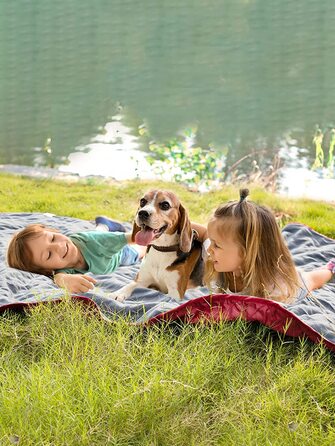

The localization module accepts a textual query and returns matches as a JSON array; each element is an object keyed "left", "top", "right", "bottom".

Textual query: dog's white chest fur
[
  {"left": 109, "top": 247, "right": 182, "bottom": 301},
  {"left": 141, "top": 249, "right": 180, "bottom": 295},
  {"left": 109, "top": 189, "right": 202, "bottom": 302}
]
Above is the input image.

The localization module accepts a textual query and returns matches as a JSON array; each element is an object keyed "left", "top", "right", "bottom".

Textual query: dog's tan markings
[
  {"left": 154, "top": 191, "right": 181, "bottom": 235},
  {"left": 178, "top": 204, "right": 192, "bottom": 252},
  {"left": 167, "top": 246, "right": 202, "bottom": 298},
  {"left": 165, "top": 209, "right": 180, "bottom": 235},
  {"left": 156, "top": 191, "right": 180, "bottom": 207},
  {"left": 146, "top": 190, "right": 158, "bottom": 207},
  {"left": 131, "top": 221, "right": 142, "bottom": 242},
  {"left": 142, "top": 190, "right": 157, "bottom": 200}
]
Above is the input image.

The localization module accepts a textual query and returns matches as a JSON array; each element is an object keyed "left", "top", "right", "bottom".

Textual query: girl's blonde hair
[
  {"left": 204, "top": 189, "right": 300, "bottom": 302},
  {"left": 7, "top": 224, "right": 58, "bottom": 276}
]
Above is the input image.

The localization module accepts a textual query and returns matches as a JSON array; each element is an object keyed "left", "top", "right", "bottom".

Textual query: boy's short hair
[{"left": 7, "top": 224, "right": 58, "bottom": 276}]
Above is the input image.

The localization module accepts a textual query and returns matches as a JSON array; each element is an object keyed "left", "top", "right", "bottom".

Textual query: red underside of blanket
[
  {"left": 146, "top": 294, "right": 335, "bottom": 353},
  {"left": 2, "top": 293, "right": 335, "bottom": 352}
]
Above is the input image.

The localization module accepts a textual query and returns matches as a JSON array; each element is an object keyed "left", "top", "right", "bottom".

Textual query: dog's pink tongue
[{"left": 135, "top": 229, "right": 155, "bottom": 246}]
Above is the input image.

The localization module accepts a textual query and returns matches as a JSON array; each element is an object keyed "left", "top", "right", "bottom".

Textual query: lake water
[{"left": 1, "top": 0, "right": 335, "bottom": 201}]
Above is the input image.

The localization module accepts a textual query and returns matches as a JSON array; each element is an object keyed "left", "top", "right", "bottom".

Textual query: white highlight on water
[{"left": 58, "top": 118, "right": 335, "bottom": 203}]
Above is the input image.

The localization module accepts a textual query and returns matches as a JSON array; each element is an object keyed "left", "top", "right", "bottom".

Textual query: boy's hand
[{"left": 53, "top": 273, "right": 97, "bottom": 293}]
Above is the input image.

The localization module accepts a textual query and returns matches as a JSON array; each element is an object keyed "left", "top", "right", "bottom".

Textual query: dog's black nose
[{"left": 138, "top": 210, "right": 150, "bottom": 220}]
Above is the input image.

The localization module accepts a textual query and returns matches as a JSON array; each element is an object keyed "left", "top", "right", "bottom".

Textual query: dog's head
[{"left": 131, "top": 190, "right": 193, "bottom": 252}]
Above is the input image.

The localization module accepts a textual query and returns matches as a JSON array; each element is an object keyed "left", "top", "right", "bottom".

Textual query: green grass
[
  {"left": 0, "top": 173, "right": 334, "bottom": 236},
  {"left": 1, "top": 172, "right": 335, "bottom": 445}
]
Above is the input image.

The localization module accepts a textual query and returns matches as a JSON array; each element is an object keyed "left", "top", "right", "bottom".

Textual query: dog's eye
[
  {"left": 140, "top": 198, "right": 147, "bottom": 207},
  {"left": 160, "top": 201, "right": 170, "bottom": 210}
]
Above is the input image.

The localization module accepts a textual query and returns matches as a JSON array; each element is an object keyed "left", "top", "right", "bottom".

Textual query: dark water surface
[{"left": 1, "top": 0, "right": 335, "bottom": 175}]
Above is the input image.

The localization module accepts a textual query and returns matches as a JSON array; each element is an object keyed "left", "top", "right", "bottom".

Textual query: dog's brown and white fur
[{"left": 110, "top": 190, "right": 203, "bottom": 302}]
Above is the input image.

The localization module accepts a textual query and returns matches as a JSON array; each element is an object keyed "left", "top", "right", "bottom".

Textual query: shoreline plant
[
  {"left": 312, "top": 126, "right": 335, "bottom": 176},
  {"left": 145, "top": 127, "right": 282, "bottom": 192}
]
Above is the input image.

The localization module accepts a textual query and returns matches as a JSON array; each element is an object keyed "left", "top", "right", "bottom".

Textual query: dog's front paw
[
  {"left": 109, "top": 290, "right": 129, "bottom": 302},
  {"left": 109, "top": 282, "right": 137, "bottom": 303}
]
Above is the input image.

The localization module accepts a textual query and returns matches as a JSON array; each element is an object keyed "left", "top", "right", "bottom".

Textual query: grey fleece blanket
[
  {"left": 0, "top": 213, "right": 207, "bottom": 323},
  {"left": 1, "top": 213, "right": 335, "bottom": 348}
]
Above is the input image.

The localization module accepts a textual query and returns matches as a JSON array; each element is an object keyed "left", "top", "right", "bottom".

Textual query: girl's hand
[{"left": 53, "top": 273, "right": 97, "bottom": 293}]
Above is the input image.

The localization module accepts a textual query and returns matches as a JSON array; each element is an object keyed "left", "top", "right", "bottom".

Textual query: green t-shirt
[{"left": 56, "top": 231, "right": 127, "bottom": 275}]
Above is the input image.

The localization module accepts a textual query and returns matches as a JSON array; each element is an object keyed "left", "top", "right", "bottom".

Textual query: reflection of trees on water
[{"left": 0, "top": 0, "right": 335, "bottom": 166}]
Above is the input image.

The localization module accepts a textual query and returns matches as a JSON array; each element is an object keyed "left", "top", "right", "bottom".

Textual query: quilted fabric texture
[{"left": 1, "top": 213, "right": 335, "bottom": 350}]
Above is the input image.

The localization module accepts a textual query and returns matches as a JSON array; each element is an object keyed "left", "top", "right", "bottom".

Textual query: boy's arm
[
  {"left": 53, "top": 273, "right": 97, "bottom": 293},
  {"left": 124, "top": 232, "right": 132, "bottom": 243}
]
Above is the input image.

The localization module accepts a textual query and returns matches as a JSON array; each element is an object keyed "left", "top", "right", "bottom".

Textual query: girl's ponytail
[{"left": 239, "top": 188, "right": 249, "bottom": 203}]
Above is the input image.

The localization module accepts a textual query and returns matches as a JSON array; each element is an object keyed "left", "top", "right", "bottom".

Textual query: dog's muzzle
[{"left": 135, "top": 211, "right": 168, "bottom": 245}]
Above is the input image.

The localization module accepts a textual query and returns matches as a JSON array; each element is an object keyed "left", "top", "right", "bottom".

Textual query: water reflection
[
  {"left": 1, "top": 0, "right": 335, "bottom": 202},
  {"left": 58, "top": 116, "right": 335, "bottom": 202},
  {"left": 59, "top": 116, "right": 155, "bottom": 180},
  {"left": 278, "top": 146, "right": 335, "bottom": 201},
  {"left": 1, "top": 0, "right": 335, "bottom": 168},
  {"left": 279, "top": 167, "right": 335, "bottom": 202}
]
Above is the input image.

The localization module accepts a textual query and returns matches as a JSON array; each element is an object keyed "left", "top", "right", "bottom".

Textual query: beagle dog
[{"left": 110, "top": 189, "right": 204, "bottom": 302}]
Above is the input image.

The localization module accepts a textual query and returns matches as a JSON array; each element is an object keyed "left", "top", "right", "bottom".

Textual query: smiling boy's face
[{"left": 26, "top": 230, "right": 82, "bottom": 271}]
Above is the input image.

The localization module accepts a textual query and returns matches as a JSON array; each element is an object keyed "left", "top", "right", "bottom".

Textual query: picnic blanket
[{"left": 1, "top": 212, "right": 335, "bottom": 351}]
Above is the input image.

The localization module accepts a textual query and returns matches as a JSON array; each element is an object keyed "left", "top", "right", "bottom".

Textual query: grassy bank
[
  {"left": 1, "top": 173, "right": 335, "bottom": 446},
  {"left": 0, "top": 173, "right": 334, "bottom": 236}
]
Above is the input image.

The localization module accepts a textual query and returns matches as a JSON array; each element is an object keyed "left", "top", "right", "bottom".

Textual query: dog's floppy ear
[
  {"left": 178, "top": 204, "right": 192, "bottom": 252},
  {"left": 131, "top": 220, "right": 141, "bottom": 242}
]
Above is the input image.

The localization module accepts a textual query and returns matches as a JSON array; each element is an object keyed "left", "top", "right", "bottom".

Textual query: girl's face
[
  {"left": 207, "top": 218, "right": 243, "bottom": 275},
  {"left": 26, "top": 230, "right": 82, "bottom": 271}
]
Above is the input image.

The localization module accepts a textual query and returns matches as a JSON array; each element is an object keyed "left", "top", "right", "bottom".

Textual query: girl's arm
[
  {"left": 53, "top": 273, "right": 97, "bottom": 293},
  {"left": 302, "top": 267, "right": 333, "bottom": 292},
  {"left": 191, "top": 222, "right": 207, "bottom": 242}
]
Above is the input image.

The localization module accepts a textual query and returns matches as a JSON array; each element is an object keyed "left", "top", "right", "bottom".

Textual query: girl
[
  {"left": 7, "top": 224, "right": 146, "bottom": 294},
  {"left": 205, "top": 188, "right": 334, "bottom": 303}
]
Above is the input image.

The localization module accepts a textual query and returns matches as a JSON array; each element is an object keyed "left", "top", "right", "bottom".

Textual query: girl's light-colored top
[{"left": 215, "top": 272, "right": 309, "bottom": 303}]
